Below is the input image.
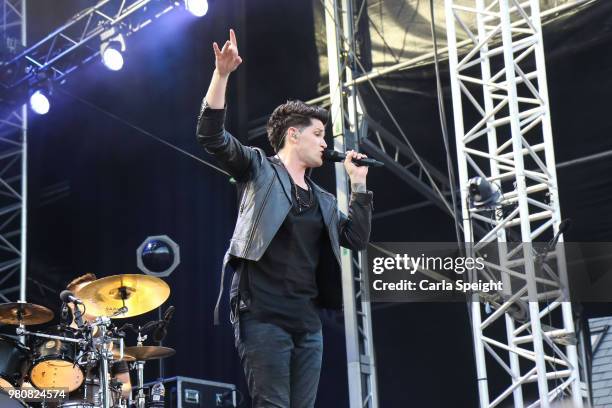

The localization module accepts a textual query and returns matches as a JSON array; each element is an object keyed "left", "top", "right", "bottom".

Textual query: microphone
[
  {"left": 153, "top": 306, "right": 175, "bottom": 343},
  {"left": 60, "top": 290, "right": 85, "bottom": 328},
  {"left": 60, "top": 303, "right": 71, "bottom": 325},
  {"left": 322, "top": 149, "right": 384, "bottom": 167},
  {"left": 60, "top": 290, "right": 84, "bottom": 305},
  {"left": 162, "top": 305, "right": 175, "bottom": 322}
]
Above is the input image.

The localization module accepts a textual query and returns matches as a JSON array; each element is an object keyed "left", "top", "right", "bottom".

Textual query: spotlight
[
  {"left": 102, "top": 44, "right": 123, "bottom": 71},
  {"left": 29, "top": 90, "right": 50, "bottom": 115},
  {"left": 468, "top": 176, "right": 501, "bottom": 209},
  {"left": 100, "top": 31, "right": 126, "bottom": 71},
  {"left": 185, "top": 0, "right": 208, "bottom": 17}
]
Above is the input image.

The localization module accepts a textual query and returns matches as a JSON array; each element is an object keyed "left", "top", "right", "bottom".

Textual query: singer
[{"left": 197, "top": 29, "right": 373, "bottom": 408}]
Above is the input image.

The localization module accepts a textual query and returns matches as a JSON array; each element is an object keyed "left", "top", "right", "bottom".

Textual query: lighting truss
[
  {"left": 0, "top": 0, "right": 26, "bottom": 302},
  {"left": 324, "top": 0, "right": 378, "bottom": 406},
  {"left": 360, "top": 112, "right": 455, "bottom": 218},
  {"left": 444, "top": 1, "right": 587, "bottom": 407},
  {"left": 1, "top": 0, "right": 182, "bottom": 94}
]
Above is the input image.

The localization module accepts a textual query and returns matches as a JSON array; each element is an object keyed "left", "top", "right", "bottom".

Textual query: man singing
[{"left": 197, "top": 29, "right": 373, "bottom": 408}]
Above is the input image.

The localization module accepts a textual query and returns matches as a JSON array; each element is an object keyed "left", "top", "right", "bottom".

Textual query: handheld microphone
[
  {"left": 322, "top": 149, "right": 384, "bottom": 167},
  {"left": 60, "top": 290, "right": 84, "bottom": 305}
]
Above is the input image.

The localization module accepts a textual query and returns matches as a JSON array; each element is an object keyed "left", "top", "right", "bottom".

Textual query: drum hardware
[
  {"left": 0, "top": 274, "right": 174, "bottom": 408},
  {"left": 80, "top": 315, "right": 127, "bottom": 408},
  {"left": 119, "top": 324, "right": 176, "bottom": 408}
]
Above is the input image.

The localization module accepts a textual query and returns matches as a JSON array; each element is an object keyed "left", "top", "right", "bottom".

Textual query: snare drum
[
  {"left": 29, "top": 327, "right": 84, "bottom": 392},
  {"left": 0, "top": 335, "right": 30, "bottom": 390}
]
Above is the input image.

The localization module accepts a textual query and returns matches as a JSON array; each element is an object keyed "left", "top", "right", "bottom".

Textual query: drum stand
[
  {"left": 92, "top": 316, "right": 124, "bottom": 408},
  {"left": 16, "top": 324, "right": 84, "bottom": 345},
  {"left": 134, "top": 330, "right": 147, "bottom": 408}
]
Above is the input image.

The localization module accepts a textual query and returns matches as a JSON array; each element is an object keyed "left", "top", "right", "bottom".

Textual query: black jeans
[{"left": 234, "top": 312, "right": 323, "bottom": 408}]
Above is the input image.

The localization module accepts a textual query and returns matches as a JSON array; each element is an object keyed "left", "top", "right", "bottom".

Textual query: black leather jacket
[{"left": 196, "top": 101, "right": 373, "bottom": 324}]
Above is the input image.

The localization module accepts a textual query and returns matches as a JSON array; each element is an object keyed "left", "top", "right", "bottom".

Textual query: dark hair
[
  {"left": 266, "top": 100, "right": 328, "bottom": 152},
  {"left": 66, "top": 273, "right": 97, "bottom": 291}
]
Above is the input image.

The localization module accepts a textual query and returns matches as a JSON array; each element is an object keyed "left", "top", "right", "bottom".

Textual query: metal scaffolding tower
[
  {"left": 444, "top": 1, "right": 587, "bottom": 407},
  {"left": 0, "top": 0, "right": 27, "bottom": 303},
  {"left": 324, "top": 0, "right": 379, "bottom": 406}
]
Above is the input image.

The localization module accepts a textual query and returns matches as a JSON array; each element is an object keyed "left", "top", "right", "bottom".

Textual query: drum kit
[{"left": 0, "top": 274, "right": 176, "bottom": 408}]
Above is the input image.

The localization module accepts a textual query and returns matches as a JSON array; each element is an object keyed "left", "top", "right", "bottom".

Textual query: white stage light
[
  {"left": 30, "top": 90, "right": 50, "bottom": 115},
  {"left": 102, "top": 46, "right": 124, "bottom": 71},
  {"left": 185, "top": 0, "right": 208, "bottom": 17},
  {"left": 100, "top": 32, "right": 126, "bottom": 71}
]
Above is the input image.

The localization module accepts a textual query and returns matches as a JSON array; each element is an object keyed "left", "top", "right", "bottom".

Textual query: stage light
[
  {"left": 29, "top": 90, "right": 50, "bottom": 115},
  {"left": 101, "top": 41, "right": 124, "bottom": 71},
  {"left": 468, "top": 176, "right": 501, "bottom": 209},
  {"left": 137, "top": 235, "right": 180, "bottom": 277},
  {"left": 185, "top": 0, "right": 208, "bottom": 17},
  {"left": 100, "top": 31, "right": 126, "bottom": 71}
]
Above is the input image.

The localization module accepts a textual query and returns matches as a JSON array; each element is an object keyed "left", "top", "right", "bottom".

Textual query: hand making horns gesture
[{"left": 213, "top": 29, "right": 242, "bottom": 76}]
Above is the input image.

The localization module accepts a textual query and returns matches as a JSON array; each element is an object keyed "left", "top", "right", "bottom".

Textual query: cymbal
[
  {"left": 124, "top": 346, "right": 176, "bottom": 361},
  {"left": 0, "top": 302, "right": 54, "bottom": 325},
  {"left": 74, "top": 274, "right": 170, "bottom": 319},
  {"left": 112, "top": 350, "right": 136, "bottom": 362}
]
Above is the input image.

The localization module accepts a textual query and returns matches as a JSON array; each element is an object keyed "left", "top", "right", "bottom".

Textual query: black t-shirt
[{"left": 244, "top": 180, "right": 324, "bottom": 333}]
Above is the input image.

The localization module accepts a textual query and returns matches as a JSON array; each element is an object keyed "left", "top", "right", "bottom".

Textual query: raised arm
[
  {"left": 205, "top": 29, "right": 242, "bottom": 108},
  {"left": 197, "top": 29, "right": 257, "bottom": 180}
]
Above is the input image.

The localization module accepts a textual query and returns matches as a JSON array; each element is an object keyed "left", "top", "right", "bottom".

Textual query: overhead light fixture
[
  {"left": 468, "top": 176, "right": 501, "bottom": 209},
  {"left": 29, "top": 89, "right": 51, "bottom": 115},
  {"left": 100, "top": 31, "right": 126, "bottom": 71},
  {"left": 185, "top": 0, "right": 208, "bottom": 17}
]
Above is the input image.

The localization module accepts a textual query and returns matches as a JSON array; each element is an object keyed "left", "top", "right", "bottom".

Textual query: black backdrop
[{"left": 11, "top": 0, "right": 612, "bottom": 407}]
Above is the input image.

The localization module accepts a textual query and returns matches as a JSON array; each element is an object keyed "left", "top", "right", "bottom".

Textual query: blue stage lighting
[
  {"left": 29, "top": 90, "right": 50, "bottom": 115},
  {"left": 185, "top": 0, "right": 208, "bottom": 17},
  {"left": 102, "top": 44, "right": 124, "bottom": 71}
]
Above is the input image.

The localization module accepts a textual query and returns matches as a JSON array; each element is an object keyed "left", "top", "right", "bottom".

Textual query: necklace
[
  {"left": 293, "top": 182, "right": 313, "bottom": 211},
  {"left": 277, "top": 156, "right": 313, "bottom": 212}
]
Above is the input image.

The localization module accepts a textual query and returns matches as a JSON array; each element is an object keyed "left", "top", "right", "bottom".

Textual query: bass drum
[
  {"left": 0, "top": 335, "right": 30, "bottom": 390},
  {"left": 0, "top": 388, "right": 28, "bottom": 408},
  {"left": 29, "top": 327, "right": 84, "bottom": 393}
]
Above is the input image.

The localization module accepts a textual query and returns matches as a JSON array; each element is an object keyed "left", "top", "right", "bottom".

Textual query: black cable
[
  {"left": 428, "top": 0, "right": 463, "bottom": 250},
  {"left": 426, "top": 1, "right": 488, "bottom": 391},
  {"left": 57, "top": 88, "right": 230, "bottom": 177}
]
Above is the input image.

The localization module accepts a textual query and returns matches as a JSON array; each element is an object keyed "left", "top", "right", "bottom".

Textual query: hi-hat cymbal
[
  {"left": 124, "top": 346, "right": 176, "bottom": 361},
  {"left": 74, "top": 274, "right": 170, "bottom": 319},
  {"left": 0, "top": 302, "right": 54, "bottom": 325}
]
